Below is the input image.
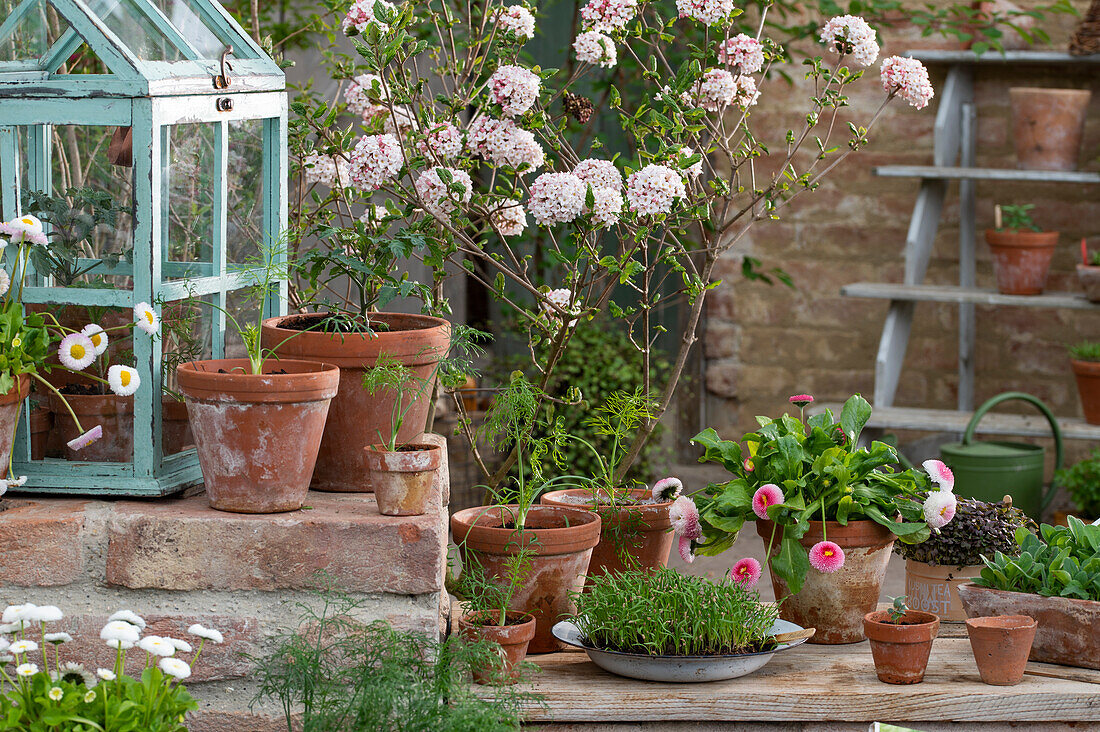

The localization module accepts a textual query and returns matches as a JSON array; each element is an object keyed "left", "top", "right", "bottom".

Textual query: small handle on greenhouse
[{"left": 213, "top": 47, "right": 234, "bottom": 89}]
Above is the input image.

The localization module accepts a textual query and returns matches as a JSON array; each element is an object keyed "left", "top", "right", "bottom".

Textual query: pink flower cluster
[
  {"left": 671, "top": 495, "right": 703, "bottom": 563},
  {"left": 528, "top": 172, "right": 587, "bottom": 225},
  {"left": 492, "top": 5, "right": 536, "bottom": 40},
  {"left": 820, "top": 15, "right": 879, "bottom": 67},
  {"left": 342, "top": 0, "right": 395, "bottom": 35},
  {"left": 491, "top": 202, "right": 528, "bottom": 236},
  {"left": 675, "top": 0, "right": 734, "bottom": 26},
  {"left": 732, "top": 74, "right": 760, "bottom": 107},
  {"left": 302, "top": 153, "right": 349, "bottom": 187},
  {"left": 489, "top": 64, "right": 541, "bottom": 117},
  {"left": 573, "top": 31, "right": 617, "bottom": 68},
  {"left": 348, "top": 134, "right": 403, "bottom": 191},
  {"left": 625, "top": 164, "right": 686, "bottom": 216},
  {"left": 573, "top": 158, "right": 623, "bottom": 191},
  {"left": 467, "top": 117, "right": 544, "bottom": 171},
  {"left": 579, "top": 0, "right": 638, "bottom": 33},
  {"left": 590, "top": 187, "right": 623, "bottom": 228},
  {"left": 717, "top": 34, "right": 764, "bottom": 74},
  {"left": 344, "top": 73, "right": 388, "bottom": 121},
  {"left": 417, "top": 122, "right": 464, "bottom": 160},
  {"left": 880, "top": 56, "right": 935, "bottom": 110},
  {"left": 415, "top": 166, "right": 472, "bottom": 218},
  {"left": 697, "top": 68, "right": 736, "bottom": 111}
]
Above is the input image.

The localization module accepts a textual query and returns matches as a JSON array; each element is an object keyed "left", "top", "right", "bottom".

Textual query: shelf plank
[
  {"left": 813, "top": 404, "right": 1100, "bottom": 441},
  {"left": 874, "top": 165, "right": 1100, "bottom": 184},
  {"left": 842, "top": 282, "right": 1100, "bottom": 311},
  {"left": 905, "top": 49, "right": 1100, "bottom": 65}
]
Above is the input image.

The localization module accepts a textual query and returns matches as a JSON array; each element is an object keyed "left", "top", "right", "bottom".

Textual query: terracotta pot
[
  {"left": 984, "top": 229, "right": 1059, "bottom": 296},
  {"left": 0, "top": 375, "right": 31, "bottom": 477},
  {"left": 1077, "top": 264, "right": 1100, "bottom": 303},
  {"left": 1071, "top": 358, "right": 1100, "bottom": 425},
  {"left": 457, "top": 611, "right": 536, "bottom": 685},
  {"left": 1009, "top": 88, "right": 1091, "bottom": 171},
  {"left": 162, "top": 398, "right": 193, "bottom": 455},
  {"left": 364, "top": 442, "right": 442, "bottom": 516},
  {"left": 176, "top": 358, "right": 339, "bottom": 514},
  {"left": 260, "top": 313, "right": 450, "bottom": 493},
  {"left": 971, "top": 0, "right": 1035, "bottom": 50},
  {"left": 1053, "top": 510, "right": 1098, "bottom": 527},
  {"left": 451, "top": 504, "right": 601, "bottom": 654},
  {"left": 958, "top": 583, "right": 1100, "bottom": 670},
  {"left": 49, "top": 391, "right": 133, "bottom": 462},
  {"left": 904, "top": 559, "right": 983, "bottom": 622},
  {"left": 863, "top": 610, "right": 940, "bottom": 684},
  {"left": 758, "top": 519, "right": 894, "bottom": 644},
  {"left": 541, "top": 488, "right": 673, "bottom": 583},
  {"left": 29, "top": 405, "right": 50, "bottom": 461},
  {"left": 965, "top": 614, "right": 1037, "bottom": 686}
]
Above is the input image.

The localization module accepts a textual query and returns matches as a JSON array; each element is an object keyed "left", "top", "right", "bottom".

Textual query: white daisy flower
[
  {"left": 100, "top": 621, "right": 141, "bottom": 644},
  {"left": 107, "top": 365, "right": 140, "bottom": 397},
  {"left": 58, "top": 333, "right": 96, "bottom": 371},
  {"left": 44, "top": 633, "right": 72, "bottom": 644},
  {"left": 167, "top": 637, "right": 192, "bottom": 653},
  {"left": 80, "top": 324, "right": 109, "bottom": 356},
  {"left": 137, "top": 636, "right": 175, "bottom": 657},
  {"left": 96, "top": 668, "right": 116, "bottom": 681},
  {"left": 15, "top": 662, "right": 38, "bottom": 677},
  {"left": 84, "top": 690, "right": 96, "bottom": 703},
  {"left": 9, "top": 640, "right": 38, "bottom": 655},
  {"left": 3, "top": 603, "right": 36, "bottom": 625},
  {"left": 104, "top": 639, "right": 134, "bottom": 650},
  {"left": 133, "top": 302, "right": 159, "bottom": 335},
  {"left": 56, "top": 662, "right": 95, "bottom": 688},
  {"left": 187, "top": 624, "right": 223, "bottom": 643},
  {"left": 107, "top": 610, "right": 146, "bottom": 629},
  {"left": 48, "top": 686, "right": 62, "bottom": 701},
  {"left": 28, "top": 605, "right": 63, "bottom": 623},
  {"left": 158, "top": 657, "right": 191, "bottom": 680}
]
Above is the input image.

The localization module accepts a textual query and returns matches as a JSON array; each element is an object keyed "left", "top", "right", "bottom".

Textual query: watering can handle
[{"left": 962, "top": 391, "right": 1064, "bottom": 512}]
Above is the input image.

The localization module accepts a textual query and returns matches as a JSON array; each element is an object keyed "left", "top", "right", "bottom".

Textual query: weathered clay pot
[
  {"left": 541, "top": 488, "right": 673, "bottom": 583},
  {"left": 364, "top": 442, "right": 442, "bottom": 516},
  {"left": 905, "top": 559, "right": 982, "bottom": 622},
  {"left": 972, "top": 0, "right": 1035, "bottom": 50},
  {"left": 958, "top": 583, "right": 1100, "bottom": 670},
  {"left": 863, "top": 610, "right": 940, "bottom": 684},
  {"left": 260, "top": 313, "right": 450, "bottom": 493},
  {"left": 965, "top": 614, "right": 1037, "bottom": 686},
  {"left": 1077, "top": 264, "right": 1100, "bottom": 303},
  {"left": 177, "top": 358, "right": 339, "bottom": 514},
  {"left": 758, "top": 519, "right": 894, "bottom": 644},
  {"left": 0, "top": 375, "right": 31, "bottom": 476},
  {"left": 457, "top": 611, "right": 536, "bottom": 685},
  {"left": 29, "top": 404, "right": 50, "bottom": 461},
  {"left": 1053, "top": 510, "right": 1099, "bottom": 527},
  {"left": 985, "top": 229, "right": 1059, "bottom": 296},
  {"left": 162, "top": 397, "right": 193, "bottom": 455},
  {"left": 1071, "top": 358, "right": 1100, "bottom": 425},
  {"left": 451, "top": 504, "right": 601, "bottom": 654},
  {"left": 49, "top": 391, "right": 133, "bottom": 462},
  {"left": 1009, "top": 88, "right": 1091, "bottom": 171}
]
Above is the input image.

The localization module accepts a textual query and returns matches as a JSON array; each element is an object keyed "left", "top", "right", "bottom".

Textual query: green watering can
[{"left": 939, "top": 392, "right": 1063, "bottom": 521}]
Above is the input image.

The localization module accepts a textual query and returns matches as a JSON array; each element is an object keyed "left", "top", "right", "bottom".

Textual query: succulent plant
[{"left": 894, "top": 496, "right": 1034, "bottom": 567}]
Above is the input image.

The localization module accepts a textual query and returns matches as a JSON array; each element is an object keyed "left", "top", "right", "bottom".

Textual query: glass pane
[
  {"left": 91, "top": 0, "right": 184, "bottom": 61},
  {"left": 0, "top": 0, "right": 70, "bottom": 66},
  {"left": 154, "top": 0, "right": 244, "bottom": 59},
  {"left": 164, "top": 123, "right": 215, "bottom": 279},
  {"left": 227, "top": 118, "right": 265, "bottom": 265}
]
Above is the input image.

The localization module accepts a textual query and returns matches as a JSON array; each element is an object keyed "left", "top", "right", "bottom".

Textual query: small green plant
[
  {"left": 23, "top": 188, "right": 129, "bottom": 286},
  {"left": 887, "top": 595, "right": 908, "bottom": 624},
  {"left": 976, "top": 517, "right": 1100, "bottom": 602},
  {"left": 572, "top": 567, "right": 779, "bottom": 656},
  {"left": 1069, "top": 341, "right": 1100, "bottom": 363},
  {"left": 455, "top": 543, "right": 538, "bottom": 628},
  {"left": 995, "top": 204, "right": 1041, "bottom": 233},
  {"left": 1055, "top": 448, "right": 1100, "bottom": 519},
  {"left": 894, "top": 497, "right": 1034, "bottom": 568},
  {"left": 1090, "top": 251, "right": 1100, "bottom": 267}
]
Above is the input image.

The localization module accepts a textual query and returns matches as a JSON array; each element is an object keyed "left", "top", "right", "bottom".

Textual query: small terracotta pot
[
  {"left": 364, "top": 442, "right": 442, "bottom": 516},
  {"left": 260, "top": 313, "right": 450, "bottom": 493},
  {"left": 1077, "top": 264, "right": 1100, "bottom": 303},
  {"left": 965, "top": 614, "right": 1037, "bottom": 686},
  {"left": 177, "top": 358, "right": 340, "bottom": 514},
  {"left": 985, "top": 229, "right": 1059, "bottom": 296},
  {"left": 49, "top": 391, "right": 133, "bottom": 462},
  {"left": 0, "top": 375, "right": 31, "bottom": 476},
  {"left": 758, "top": 519, "right": 895, "bottom": 644},
  {"left": 863, "top": 610, "right": 940, "bottom": 684},
  {"left": 162, "top": 397, "right": 193, "bottom": 455},
  {"left": 904, "top": 559, "right": 983, "bottom": 622},
  {"left": 451, "top": 504, "right": 601, "bottom": 654},
  {"left": 29, "top": 405, "right": 51, "bottom": 461},
  {"left": 458, "top": 611, "right": 536, "bottom": 685},
  {"left": 541, "top": 488, "right": 674, "bottom": 583},
  {"left": 1071, "top": 358, "right": 1100, "bottom": 425},
  {"left": 1009, "top": 88, "right": 1091, "bottom": 171}
]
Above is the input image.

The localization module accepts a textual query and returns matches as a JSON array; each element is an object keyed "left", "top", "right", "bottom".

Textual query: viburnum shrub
[{"left": 294, "top": 0, "right": 935, "bottom": 491}]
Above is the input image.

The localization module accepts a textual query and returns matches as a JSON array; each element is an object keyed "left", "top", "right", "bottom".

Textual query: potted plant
[
  {"left": 1010, "top": 87, "right": 1091, "bottom": 171},
  {"left": 1076, "top": 240, "right": 1100, "bottom": 303},
  {"left": 958, "top": 517, "right": 1100, "bottom": 670},
  {"left": 450, "top": 374, "right": 601, "bottom": 654},
  {"left": 895, "top": 496, "right": 1033, "bottom": 621},
  {"left": 984, "top": 204, "right": 1059, "bottom": 296},
  {"left": 863, "top": 596, "right": 940, "bottom": 684},
  {"left": 690, "top": 394, "right": 955, "bottom": 644},
  {"left": 1053, "top": 448, "right": 1100, "bottom": 525},
  {"left": 1069, "top": 341, "right": 1100, "bottom": 425}
]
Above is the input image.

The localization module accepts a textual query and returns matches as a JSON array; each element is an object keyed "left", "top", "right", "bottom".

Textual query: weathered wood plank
[
  {"left": 811, "top": 404, "right": 1100, "bottom": 441},
  {"left": 874, "top": 165, "right": 1100, "bottom": 184},
  {"left": 907, "top": 49, "right": 1100, "bottom": 64},
  {"left": 843, "top": 282, "right": 1100, "bottom": 311}
]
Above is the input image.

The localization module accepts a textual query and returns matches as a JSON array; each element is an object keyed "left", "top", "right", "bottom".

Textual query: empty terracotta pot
[
  {"left": 458, "top": 611, "right": 536, "bottom": 685},
  {"left": 364, "top": 442, "right": 442, "bottom": 516},
  {"left": 1072, "top": 358, "right": 1100, "bottom": 425},
  {"left": 177, "top": 359, "right": 339, "bottom": 514},
  {"left": 863, "top": 609, "right": 940, "bottom": 684},
  {"left": 985, "top": 229, "right": 1059, "bottom": 296},
  {"left": 965, "top": 614, "right": 1037, "bottom": 686},
  {"left": 1009, "top": 88, "right": 1091, "bottom": 171}
]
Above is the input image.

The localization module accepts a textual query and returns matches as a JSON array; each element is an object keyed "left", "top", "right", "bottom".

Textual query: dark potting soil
[
  {"left": 59, "top": 383, "right": 107, "bottom": 396},
  {"left": 277, "top": 312, "right": 394, "bottom": 334},
  {"left": 554, "top": 492, "right": 668, "bottom": 507},
  {"left": 216, "top": 368, "right": 288, "bottom": 375}
]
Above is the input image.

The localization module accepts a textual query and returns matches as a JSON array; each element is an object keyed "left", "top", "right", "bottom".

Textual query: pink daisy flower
[
  {"left": 808, "top": 541, "right": 845, "bottom": 573},
  {"left": 66, "top": 425, "right": 103, "bottom": 452},
  {"left": 921, "top": 459, "right": 954, "bottom": 493},
  {"left": 652, "top": 477, "right": 683, "bottom": 501},
  {"left": 788, "top": 394, "right": 814, "bottom": 408},
  {"left": 751, "top": 483, "right": 784, "bottom": 520},
  {"left": 743, "top": 457, "right": 754, "bottom": 472},
  {"left": 923, "top": 491, "right": 957, "bottom": 530},
  {"left": 669, "top": 496, "right": 702, "bottom": 539},
  {"left": 678, "top": 535, "right": 697, "bottom": 563},
  {"left": 729, "top": 557, "right": 762, "bottom": 589}
]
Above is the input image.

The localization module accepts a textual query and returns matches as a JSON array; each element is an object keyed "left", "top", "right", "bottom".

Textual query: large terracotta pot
[
  {"left": 1071, "top": 358, "right": 1100, "bottom": 425},
  {"left": 758, "top": 519, "right": 894, "bottom": 644},
  {"left": 863, "top": 610, "right": 940, "bottom": 684},
  {"left": 49, "top": 391, "right": 133, "bottom": 462},
  {"left": 451, "top": 504, "right": 601, "bottom": 654},
  {"left": 984, "top": 229, "right": 1059, "bottom": 296},
  {"left": 260, "top": 313, "right": 450, "bottom": 493},
  {"left": 541, "top": 488, "right": 673, "bottom": 583},
  {"left": 1077, "top": 264, "right": 1100, "bottom": 303},
  {"left": 0, "top": 375, "right": 31, "bottom": 477},
  {"left": 958, "top": 583, "right": 1100, "bottom": 670},
  {"left": 364, "top": 442, "right": 442, "bottom": 516},
  {"left": 457, "top": 611, "right": 536, "bottom": 685},
  {"left": 904, "top": 559, "right": 982, "bottom": 622},
  {"left": 1009, "top": 88, "right": 1091, "bottom": 171},
  {"left": 177, "top": 358, "right": 339, "bottom": 514}
]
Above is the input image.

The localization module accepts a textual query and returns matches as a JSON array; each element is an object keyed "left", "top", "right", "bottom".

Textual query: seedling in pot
[
  {"left": 994, "top": 204, "right": 1042, "bottom": 232},
  {"left": 887, "top": 596, "right": 909, "bottom": 624}
]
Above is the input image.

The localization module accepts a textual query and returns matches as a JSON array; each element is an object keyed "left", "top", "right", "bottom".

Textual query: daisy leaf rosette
[{"left": 690, "top": 394, "right": 938, "bottom": 594}]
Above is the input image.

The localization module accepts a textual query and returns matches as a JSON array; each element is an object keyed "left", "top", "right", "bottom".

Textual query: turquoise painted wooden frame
[{"left": 0, "top": 0, "right": 287, "bottom": 496}]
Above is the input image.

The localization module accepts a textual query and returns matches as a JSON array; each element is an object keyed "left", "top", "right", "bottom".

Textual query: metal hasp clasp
[{"left": 213, "top": 47, "right": 234, "bottom": 90}]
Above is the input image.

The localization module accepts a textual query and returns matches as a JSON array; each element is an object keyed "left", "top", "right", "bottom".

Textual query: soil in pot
[
  {"left": 1009, "top": 88, "right": 1091, "bottom": 171},
  {"left": 364, "top": 442, "right": 442, "bottom": 516},
  {"left": 541, "top": 488, "right": 674, "bottom": 583},
  {"left": 50, "top": 383, "right": 133, "bottom": 462},
  {"left": 965, "top": 614, "right": 1037, "bottom": 686},
  {"left": 177, "top": 358, "right": 340, "bottom": 513},
  {"left": 457, "top": 611, "right": 536, "bottom": 685},
  {"left": 905, "top": 560, "right": 982, "bottom": 622},
  {"left": 863, "top": 610, "right": 940, "bottom": 684},
  {"left": 984, "top": 229, "right": 1059, "bottom": 296},
  {"left": 758, "top": 519, "right": 894, "bottom": 644},
  {"left": 1071, "top": 358, "right": 1100, "bottom": 425},
  {"left": 0, "top": 375, "right": 31, "bottom": 477},
  {"left": 260, "top": 313, "right": 450, "bottom": 493},
  {"left": 451, "top": 504, "right": 601, "bottom": 654}
]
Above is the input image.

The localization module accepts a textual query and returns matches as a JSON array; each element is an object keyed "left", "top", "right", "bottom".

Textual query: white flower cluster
[
  {"left": 732, "top": 74, "right": 760, "bottom": 107},
  {"left": 491, "top": 203, "right": 528, "bottom": 236},
  {"left": 343, "top": 0, "right": 395, "bottom": 35},
  {"left": 492, "top": 5, "right": 536, "bottom": 40},
  {"left": 675, "top": 0, "right": 734, "bottom": 26},
  {"left": 697, "top": 68, "right": 736, "bottom": 111},
  {"left": 417, "top": 122, "right": 464, "bottom": 160},
  {"left": 348, "top": 134, "right": 404, "bottom": 191},
  {"left": 717, "top": 34, "right": 764, "bottom": 74},
  {"left": 415, "top": 167, "right": 473, "bottom": 218},
  {"left": 383, "top": 105, "right": 416, "bottom": 135},
  {"left": 528, "top": 172, "right": 587, "bottom": 225},
  {"left": 574, "top": 31, "right": 617, "bottom": 68},
  {"left": 626, "top": 164, "right": 686, "bottom": 216},
  {"left": 489, "top": 64, "right": 542, "bottom": 117},
  {"left": 344, "top": 73, "right": 388, "bottom": 121},
  {"left": 466, "top": 117, "right": 544, "bottom": 172},
  {"left": 881, "top": 56, "right": 935, "bottom": 110},
  {"left": 677, "top": 146, "right": 704, "bottom": 178},
  {"left": 820, "top": 15, "right": 879, "bottom": 67},
  {"left": 302, "top": 153, "right": 349, "bottom": 187},
  {"left": 579, "top": 0, "right": 638, "bottom": 33},
  {"left": 573, "top": 158, "right": 624, "bottom": 228},
  {"left": 590, "top": 187, "right": 623, "bottom": 228}
]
